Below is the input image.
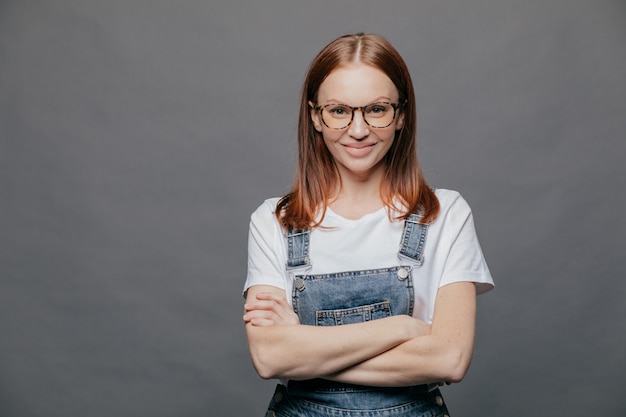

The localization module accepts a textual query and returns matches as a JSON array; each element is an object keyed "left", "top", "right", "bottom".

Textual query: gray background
[{"left": 1, "top": 1, "right": 625, "bottom": 416}]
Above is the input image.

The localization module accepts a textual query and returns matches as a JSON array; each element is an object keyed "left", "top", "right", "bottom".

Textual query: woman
[{"left": 243, "top": 33, "right": 493, "bottom": 417}]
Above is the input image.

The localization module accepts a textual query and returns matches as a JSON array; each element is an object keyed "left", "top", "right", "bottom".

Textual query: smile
[{"left": 343, "top": 142, "right": 376, "bottom": 156}]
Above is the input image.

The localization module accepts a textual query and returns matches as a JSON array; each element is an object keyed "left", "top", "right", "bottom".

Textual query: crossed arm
[{"left": 243, "top": 281, "right": 476, "bottom": 387}]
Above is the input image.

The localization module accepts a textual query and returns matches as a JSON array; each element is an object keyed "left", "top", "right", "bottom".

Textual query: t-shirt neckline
[{"left": 323, "top": 205, "right": 388, "bottom": 226}]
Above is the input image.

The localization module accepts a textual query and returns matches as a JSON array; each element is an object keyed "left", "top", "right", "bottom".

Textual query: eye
[
  {"left": 365, "top": 103, "right": 391, "bottom": 117},
  {"left": 325, "top": 104, "right": 352, "bottom": 117}
]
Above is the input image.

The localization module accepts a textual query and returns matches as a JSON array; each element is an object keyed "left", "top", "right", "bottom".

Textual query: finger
[
  {"left": 245, "top": 305, "right": 299, "bottom": 326},
  {"left": 249, "top": 317, "right": 276, "bottom": 326},
  {"left": 243, "top": 309, "right": 275, "bottom": 322},
  {"left": 255, "top": 293, "right": 294, "bottom": 313},
  {"left": 246, "top": 299, "right": 293, "bottom": 317},
  {"left": 255, "top": 292, "right": 287, "bottom": 303},
  {"left": 244, "top": 299, "right": 280, "bottom": 312},
  {"left": 245, "top": 298, "right": 299, "bottom": 325}
]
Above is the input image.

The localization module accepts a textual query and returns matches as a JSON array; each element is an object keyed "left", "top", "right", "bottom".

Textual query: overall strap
[
  {"left": 398, "top": 213, "right": 429, "bottom": 266},
  {"left": 285, "top": 228, "right": 311, "bottom": 269}
]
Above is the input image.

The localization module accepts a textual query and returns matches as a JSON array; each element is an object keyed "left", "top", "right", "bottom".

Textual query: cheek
[
  {"left": 379, "top": 127, "right": 397, "bottom": 142},
  {"left": 321, "top": 129, "right": 344, "bottom": 144}
]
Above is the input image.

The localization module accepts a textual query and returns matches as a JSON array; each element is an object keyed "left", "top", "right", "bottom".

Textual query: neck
[{"left": 329, "top": 166, "right": 386, "bottom": 220}]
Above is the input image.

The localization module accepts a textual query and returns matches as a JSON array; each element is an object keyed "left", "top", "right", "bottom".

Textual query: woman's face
[{"left": 311, "top": 63, "right": 404, "bottom": 180}]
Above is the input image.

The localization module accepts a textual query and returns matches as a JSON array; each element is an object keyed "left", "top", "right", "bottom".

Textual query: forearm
[
  {"left": 326, "top": 282, "right": 478, "bottom": 387},
  {"left": 324, "top": 333, "right": 474, "bottom": 387},
  {"left": 246, "top": 314, "right": 419, "bottom": 380}
]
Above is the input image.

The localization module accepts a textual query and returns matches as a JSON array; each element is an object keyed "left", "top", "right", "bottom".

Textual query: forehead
[{"left": 317, "top": 63, "right": 398, "bottom": 104}]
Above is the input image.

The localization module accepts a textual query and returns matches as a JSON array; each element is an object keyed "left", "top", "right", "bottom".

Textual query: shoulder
[
  {"left": 248, "top": 198, "right": 286, "bottom": 241},
  {"left": 250, "top": 197, "right": 282, "bottom": 224},
  {"left": 434, "top": 188, "right": 470, "bottom": 211},
  {"left": 434, "top": 188, "right": 462, "bottom": 206},
  {"left": 432, "top": 188, "right": 474, "bottom": 225}
]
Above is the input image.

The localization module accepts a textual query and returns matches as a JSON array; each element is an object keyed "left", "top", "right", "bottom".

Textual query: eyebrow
[{"left": 321, "top": 96, "right": 394, "bottom": 105}]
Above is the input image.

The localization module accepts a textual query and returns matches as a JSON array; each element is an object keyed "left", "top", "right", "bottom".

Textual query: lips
[
  {"left": 344, "top": 143, "right": 375, "bottom": 149},
  {"left": 343, "top": 142, "right": 376, "bottom": 156}
]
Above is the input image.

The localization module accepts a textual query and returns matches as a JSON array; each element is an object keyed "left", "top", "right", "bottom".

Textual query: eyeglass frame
[{"left": 312, "top": 101, "right": 403, "bottom": 130}]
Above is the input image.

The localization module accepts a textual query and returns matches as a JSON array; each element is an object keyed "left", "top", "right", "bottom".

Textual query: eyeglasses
[{"left": 314, "top": 101, "right": 402, "bottom": 130}]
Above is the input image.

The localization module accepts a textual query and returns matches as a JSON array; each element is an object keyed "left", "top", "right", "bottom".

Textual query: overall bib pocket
[{"left": 316, "top": 301, "right": 392, "bottom": 326}]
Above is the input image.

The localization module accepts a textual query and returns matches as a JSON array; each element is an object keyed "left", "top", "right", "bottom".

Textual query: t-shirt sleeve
[
  {"left": 439, "top": 194, "right": 494, "bottom": 295},
  {"left": 243, "top": 200, "right": 287, "bottom": 297}
]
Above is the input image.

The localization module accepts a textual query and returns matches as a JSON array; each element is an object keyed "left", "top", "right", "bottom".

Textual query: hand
[{"left": 243, "top": 292, "right": 300, "bottom": 326}]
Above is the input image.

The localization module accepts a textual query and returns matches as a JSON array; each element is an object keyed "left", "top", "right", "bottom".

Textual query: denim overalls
[{"left": 264, "top": 214, "right": 451, "bottom": 417}]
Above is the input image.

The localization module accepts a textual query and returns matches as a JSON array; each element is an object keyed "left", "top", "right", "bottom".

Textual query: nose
[{"left": 348, "top": 109, "right": 369, "bottom": 139}]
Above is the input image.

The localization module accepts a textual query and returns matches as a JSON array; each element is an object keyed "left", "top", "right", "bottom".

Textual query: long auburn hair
[{"left": 276, "top": 33, "right": 439, "bottom": 230}]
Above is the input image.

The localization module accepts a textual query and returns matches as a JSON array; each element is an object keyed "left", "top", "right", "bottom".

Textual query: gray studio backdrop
[{"left": 1, "top": 1, "right": 625, "bottom": 416}]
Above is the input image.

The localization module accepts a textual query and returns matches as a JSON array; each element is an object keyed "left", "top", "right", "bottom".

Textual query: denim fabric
[
  {"left": 398, "top": 214, "right": 429, "bottom": 265},
  {"left": 266, "top": 383, "right": 449, "bottom": 417},
  {"left": 286, "top": 229, "right": 310, "bottom": 269},
  {"left": 292, "top": 266, "right": 414, "bottom": 324},
  {"left": 267, "top": 216, "right": 449, "bottom": 416}
]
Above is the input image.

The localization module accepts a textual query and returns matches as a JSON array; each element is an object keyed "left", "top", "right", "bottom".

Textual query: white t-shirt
[{"left": 244, "top": 188, "right": 494, "bottom": 323}]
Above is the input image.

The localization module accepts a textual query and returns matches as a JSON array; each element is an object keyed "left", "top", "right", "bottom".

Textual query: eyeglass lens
[{"left": 320, "top": 102, "right": 396, "bottom": 130}]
